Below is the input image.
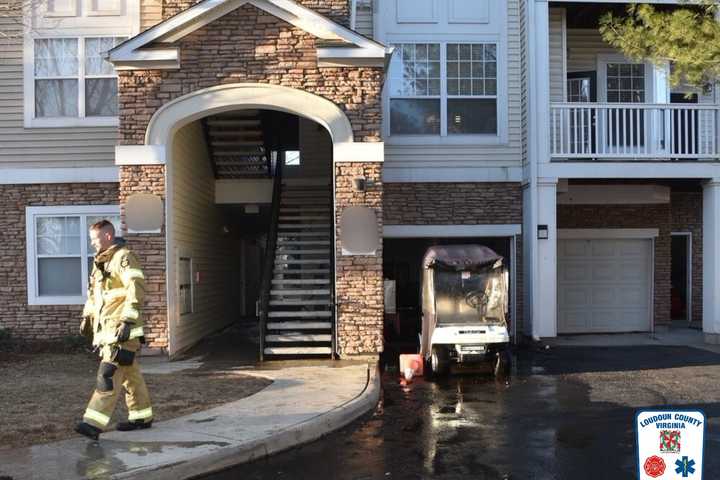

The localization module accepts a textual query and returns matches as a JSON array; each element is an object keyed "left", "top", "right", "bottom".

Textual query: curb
[{"left": 122, "top": 363, "right": 380, "bottom": 480}]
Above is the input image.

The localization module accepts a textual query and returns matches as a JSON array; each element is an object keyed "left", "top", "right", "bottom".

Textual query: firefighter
[{"left": 75, "top": 219, "right": 153, "bottom": 441}]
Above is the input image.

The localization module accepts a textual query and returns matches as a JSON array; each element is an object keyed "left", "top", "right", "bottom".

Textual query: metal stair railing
[{"left": 258, "top": 155, "right": 283, "bottom": 361}]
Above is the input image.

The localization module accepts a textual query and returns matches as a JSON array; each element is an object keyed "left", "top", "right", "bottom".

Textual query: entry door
[
  {"left": 567, "top": 72, "right": 596, "bottom": 154},
  {"left": 558, "top": 238, "right": 652, "bottom": 333},
  {"left": 599, "top": 61, "right": 650, "bottom": 154}
]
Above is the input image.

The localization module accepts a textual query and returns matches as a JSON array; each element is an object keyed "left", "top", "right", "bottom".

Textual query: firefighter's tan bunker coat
[{"left": 81, "top": 239, "right": 153, "bottom": 429}]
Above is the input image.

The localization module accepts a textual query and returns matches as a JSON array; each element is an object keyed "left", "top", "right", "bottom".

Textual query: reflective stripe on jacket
[{"left": 83, "top": 240, "right": 146, "bottom": 348}]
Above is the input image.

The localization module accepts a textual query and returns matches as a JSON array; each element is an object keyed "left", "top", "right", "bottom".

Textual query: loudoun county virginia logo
[{"left": 637, "top": 410, "right": 705, "bottom": 479}]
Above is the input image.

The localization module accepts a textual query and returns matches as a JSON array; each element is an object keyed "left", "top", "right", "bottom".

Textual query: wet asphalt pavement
[{"left": 202, "top": 346, "right": 720, "bottom": 480}]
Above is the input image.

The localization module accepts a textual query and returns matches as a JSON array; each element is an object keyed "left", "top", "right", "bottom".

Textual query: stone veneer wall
[
  {"left": 119, "top": 166, "right": 168, "bottom": 349},
  {"left": 0, "top": 183, "right": 118, "bottom": 339},
  {"left": 383, "top": 182, "right": 525, "bottom": 335},
  {"left": 335, "top": 163, "right": 384, "bottom": 355},
  {"left": 162, "top": 0, "right": 350, "bottom": 25},
  {"left": 119, "top": 4, "right": 382, "bottom": 145},
  {"left": 557, "top": 203, "right": 673, "bottom": 327},
  {"left": 117, "top": 3, "right": 383, "bottom": 355},
  {"left": 671, "top": 190, "right": 703, "bottom": 326}
]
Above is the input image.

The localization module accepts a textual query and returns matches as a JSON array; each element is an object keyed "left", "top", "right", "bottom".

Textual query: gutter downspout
[{"left": 350, "top": 0, "right": 357, "bottom": 30}]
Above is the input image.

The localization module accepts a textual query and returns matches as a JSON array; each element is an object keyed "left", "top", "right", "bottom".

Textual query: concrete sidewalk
[
  {"left": 543, "top": 326, "right": 720, "bottom": 354},
  {"left": 0, "top": 363, "right": 379, "bottom": 480}
]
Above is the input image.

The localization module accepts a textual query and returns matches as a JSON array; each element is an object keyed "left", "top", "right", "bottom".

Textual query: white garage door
[{"left": 558, "top": 238, "right": 652, "bottom": 333}]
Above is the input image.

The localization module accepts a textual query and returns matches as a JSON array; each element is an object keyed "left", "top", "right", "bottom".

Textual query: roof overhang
[{"left": 107, "top": 0, "right": 391, "bottom": 70}]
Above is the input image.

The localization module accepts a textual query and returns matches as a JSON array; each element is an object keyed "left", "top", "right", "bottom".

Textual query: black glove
[{"left": 116, "top": 321, "right": 133, "bottom": 342}]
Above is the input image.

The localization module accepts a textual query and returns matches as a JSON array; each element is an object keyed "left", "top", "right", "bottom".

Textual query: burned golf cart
[{"left": 420, "top": 245, "right": 511, "bottom": 377}]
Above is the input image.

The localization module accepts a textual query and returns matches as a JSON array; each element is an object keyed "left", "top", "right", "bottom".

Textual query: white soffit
[
  {"left": 107, "top": 0, "right": 390, "bottom": 69},
  {"left": 557, "top": 185, "right": 670, "bottom": 205}
]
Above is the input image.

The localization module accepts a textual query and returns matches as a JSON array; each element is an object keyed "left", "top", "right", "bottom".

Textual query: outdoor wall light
[
  {"left": 537, "top": 224, "right": 549, "bottom": 240},
  {"left": 352, "top": 177, "right": 375, "bottom": 192}
]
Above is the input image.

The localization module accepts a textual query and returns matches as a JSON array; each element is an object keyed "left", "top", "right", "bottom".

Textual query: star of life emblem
[{"left": 637, "top": 410, "right": 705, "bottom": 480}]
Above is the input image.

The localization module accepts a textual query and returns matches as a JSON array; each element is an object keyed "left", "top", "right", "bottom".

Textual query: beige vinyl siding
[
  {"left": 520, "top": 0, "right": 528, "bottom": 170},
  {"left": 170, "top": 121, "right": 237, "bottom": 355},
  {"left": 355, "top": 0, "right": 373, "bottom": 37},
  {"left": 566, "top": 28, "right": 616, "bottom": 74},
  {"left": 0, "top": 15, "right": 118, "bottom": 169},
  {"left": 549, "top": 8, "right": 566, "bottom": 103},
  {"left": 384, "top": 0, "right": 523, "bottom": 170},
  {"left": 141, "top": 0, "right": 163, "bottom": 31}
]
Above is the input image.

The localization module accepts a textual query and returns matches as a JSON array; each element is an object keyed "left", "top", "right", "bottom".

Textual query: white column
[
  {"left": 703, "top": 179, "right": 720, "bottom": 344},
  {"left": 534, "top": 177, "right": 558, "bottom": 338},
  {"left": 524, "top": 0, "right": 556, "bottom": 339}
]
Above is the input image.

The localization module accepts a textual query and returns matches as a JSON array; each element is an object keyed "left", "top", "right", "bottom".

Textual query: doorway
[{"left": 671, "top": 232, "right": 692, "bottom": 324}]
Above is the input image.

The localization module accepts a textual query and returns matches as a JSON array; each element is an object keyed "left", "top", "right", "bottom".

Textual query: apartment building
[{"left": 0, "top": 0, "right": 718, "bottom": 358}]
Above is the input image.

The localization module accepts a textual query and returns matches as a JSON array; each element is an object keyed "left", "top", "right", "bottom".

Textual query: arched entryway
[{"left": 147, "top": 84, "right": 354, "bottom": 357}]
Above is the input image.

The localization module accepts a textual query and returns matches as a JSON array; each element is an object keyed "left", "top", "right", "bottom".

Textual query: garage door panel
[
  {"left": 558, "top": 237, "right": 651, "bottom": 334},
  {"left": 592, "top": 264, "right": 617, "bottom": 282},
  {"left": 592, "top": 287, "right": 616, "bottom": 305},
  {"left": 559, "top": 310, "right": 590, "bottom": 331},
  {"left": 561, "top": 263, "right": 591, "bottom": 282},
  {"left": 591, "top": 241, "right": 616, "bottom": 257},
  {"left": 563, "top": 240, "right": 590, "bottom": 257},
  {"left": 618, "top": 241, "right": 648, "bottom": 256},
  {"left": 619, "top": 287, "right": 646, "bottom": 307},
  {"left": 619, "top": 263, "right": 647, "bottom": 282},
  {"left": 591, "top": 310, "right": 621, "bottom": 329},
  {"left": 562, "top": 287, "right": 590, "bottom": 307}
]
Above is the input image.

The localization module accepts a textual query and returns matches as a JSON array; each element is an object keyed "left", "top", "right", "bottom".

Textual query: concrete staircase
[{"left": 264, "top": 181, "right": 334, "bottom": 356}]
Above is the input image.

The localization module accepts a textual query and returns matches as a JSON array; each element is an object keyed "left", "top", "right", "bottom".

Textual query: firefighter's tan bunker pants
[{"left": 83, "top": 340, "right": 152, "bottom": 429}]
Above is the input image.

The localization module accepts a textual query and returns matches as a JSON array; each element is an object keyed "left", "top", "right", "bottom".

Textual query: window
[
  {"left": 26, "top": 206, "right": 121, "bottom": 305},
  {"left": 284, "top": 150, "right": 301, "bottom": 166},
  {"left": 388, "top": 42, "right": 498, "bottom": 137},
  {"left": 606, "top": 63, "right": 645, "bottom": 103},
  {"left": 30, "top": 36, "right": 124, "bottom": 126}
]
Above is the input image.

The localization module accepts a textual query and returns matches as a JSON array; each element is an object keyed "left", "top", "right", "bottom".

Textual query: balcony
[{"left": 550, "top": 103, "right": 720, "bottom": 161}]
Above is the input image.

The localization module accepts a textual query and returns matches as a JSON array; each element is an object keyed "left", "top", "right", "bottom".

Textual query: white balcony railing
[{"left": 550, "top": 103, "right": 720, "bottom": 160}]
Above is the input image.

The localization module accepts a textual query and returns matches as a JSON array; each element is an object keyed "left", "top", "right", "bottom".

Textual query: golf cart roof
[{"left": 422, "top": 244, "right": 503, "bottom": 271}]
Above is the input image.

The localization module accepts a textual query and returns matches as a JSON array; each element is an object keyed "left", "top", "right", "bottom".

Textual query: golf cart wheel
[
  {"left": 430, "top": 346, "right": 449, "bottom": 376},
  {"left": 494, "top": 349, "right": 512, "bottom": 378}
]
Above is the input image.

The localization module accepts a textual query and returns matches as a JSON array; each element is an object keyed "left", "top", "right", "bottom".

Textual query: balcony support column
[
  {"left": 524, "top": 0, "right": 555, "bottom": 339},
  {"left": 703, "top": 178, "right": 720, "bottom": 344}
]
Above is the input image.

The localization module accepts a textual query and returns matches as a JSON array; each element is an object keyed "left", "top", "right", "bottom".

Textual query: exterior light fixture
[
  {"left": 352, "top": 177, "right": 375, "bottom": 192},
  {"left": 537, "top": 224, "right": 549, "bottom": 240}
]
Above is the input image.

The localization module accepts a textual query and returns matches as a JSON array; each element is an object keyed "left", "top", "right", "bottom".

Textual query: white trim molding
[
  {"left": 115, "top": 145, "right": 166, "bottom": 165},
  {"left": 383, "top": 224, "right": 521, "bottom": 238},
  {"left": 145, "top": 83, "right": 355, "bottom": 147},
  {"left": 25, "top": 205, "right": 121, "bottom": 306},
  {"left": 558, "top": 228, "right": 660, "bottom": 240},
  {"left": 333, "top": 142, "right": 384, "bottom": 163},
  {"left": 107, "top": 0, "right": 391, "bottom": 70},
  {"left": 382, "top": 166, "right": 522, "bottom": 183},
  {"left": 0, "top": 167, "right": 119, "bottom": 184}
]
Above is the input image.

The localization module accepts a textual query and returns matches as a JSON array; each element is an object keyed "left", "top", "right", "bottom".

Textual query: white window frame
[
  {"left": 24, "top": 35, "right": 126, "bottom": 128},
  {"left": 383, "top": 36, "right": 508, "bottom": 146},
  {"left": 26, "top": 205, "right": 121, "bottom": 305},
  {"left": 597, "top": 54, "right": 655, "bottom": 104}
]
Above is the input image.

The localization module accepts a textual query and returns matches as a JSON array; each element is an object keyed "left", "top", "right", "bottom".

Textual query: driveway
[{"left": 204, "top": 346, "right": 720, "bottom": 480}]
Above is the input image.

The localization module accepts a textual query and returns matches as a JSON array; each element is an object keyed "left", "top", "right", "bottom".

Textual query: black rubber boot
[
  {"left": 75, "top": 422, "right": 101, "bottom": 441},
  {"left": 116, "top": 420, "right": 153, "bottom": 431}
]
